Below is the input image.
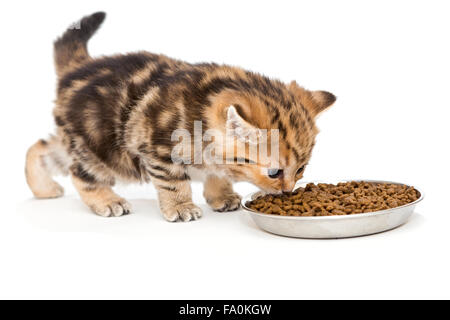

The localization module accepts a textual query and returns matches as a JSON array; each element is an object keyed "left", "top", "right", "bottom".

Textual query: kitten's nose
[{"left": 282, "top": 181, "right": 295, "bottom": 193}]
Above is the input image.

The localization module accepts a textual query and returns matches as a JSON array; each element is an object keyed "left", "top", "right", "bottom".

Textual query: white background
[{"left": 1, "top": 0, "right": 449, "bottom": 299}]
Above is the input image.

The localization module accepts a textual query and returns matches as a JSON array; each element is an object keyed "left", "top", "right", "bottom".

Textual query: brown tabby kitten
[{"left": 25, "top": 12, "right": 336, "bottom": 222}]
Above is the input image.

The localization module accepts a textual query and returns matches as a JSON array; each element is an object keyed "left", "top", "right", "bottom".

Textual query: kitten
[{"left": 25, "top": 12, "right": 336, "bottom": 222}]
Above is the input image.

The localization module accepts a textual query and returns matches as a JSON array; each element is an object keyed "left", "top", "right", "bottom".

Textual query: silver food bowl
[{"left": 241, "top": 180, "right": 423, "bottom": 239}]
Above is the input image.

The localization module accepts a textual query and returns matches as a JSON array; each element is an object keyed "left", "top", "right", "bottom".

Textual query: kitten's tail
[{"left": 53, "top": 12, "right": 106, "bottom": 77}]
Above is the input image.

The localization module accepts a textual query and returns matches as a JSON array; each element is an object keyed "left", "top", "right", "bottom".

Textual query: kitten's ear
[
  {"left": 310, "top": 90, "right": 336, "bottom": 116},
  {"left": 289, "top": 81, "right": 336, "bottom": 117},
  {"left": 226, "top": 105, "right": 262, "bottom": 144}
]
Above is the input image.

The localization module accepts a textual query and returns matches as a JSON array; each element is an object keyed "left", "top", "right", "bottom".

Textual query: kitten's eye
[
  {"left": 296, "top": 166, "right": 305, "bottom": 175},
  {"left": 268, "top": 168, "right": 283, "bottom": 179}
]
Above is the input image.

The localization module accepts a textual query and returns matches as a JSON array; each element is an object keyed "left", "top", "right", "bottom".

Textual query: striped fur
[{"left": 25, "top": 12, "right": 336, "bottom": 221}]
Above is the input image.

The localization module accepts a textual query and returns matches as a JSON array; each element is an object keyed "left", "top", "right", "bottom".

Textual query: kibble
[{"left": 246, "top": 181, "right": 420, "bottom": 217}]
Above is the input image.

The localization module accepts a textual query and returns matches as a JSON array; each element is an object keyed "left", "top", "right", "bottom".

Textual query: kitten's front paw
[
  {"left": 206, "top": 193, "right": 242, "bottom": 212},
  {"left": 89, "top": 198, "right": 132, "bottom": 217},
  {"left": 162, "top": 202, "right": 203, "bottom": 222}
]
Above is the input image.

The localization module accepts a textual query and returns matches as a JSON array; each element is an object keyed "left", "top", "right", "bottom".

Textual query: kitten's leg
[
  {"left": 203, "top": 175, "right": 241, "bottom": 212},
  {"left": 150, "top": 167, "right": 202, "bottom": 222},
  {"left": 25, "top": 137, "right": 69, "bottom": 198},
  {"left": 71, "top": 172, "right": 132, "bottom": 217}
]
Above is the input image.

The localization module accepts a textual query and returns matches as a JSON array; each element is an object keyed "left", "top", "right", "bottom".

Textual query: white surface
[{"left": 1, "top": 0, "right": 449, "bottom": 299}]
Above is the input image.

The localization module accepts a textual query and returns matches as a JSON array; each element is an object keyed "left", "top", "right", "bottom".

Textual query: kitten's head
[{"left": 208, "top": 81, "right": 336, "bottom": 194}]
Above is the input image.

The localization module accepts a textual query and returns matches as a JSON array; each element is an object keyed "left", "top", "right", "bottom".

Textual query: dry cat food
[{"left": 246, "top": 181, "right": 420, "bottom": 216}]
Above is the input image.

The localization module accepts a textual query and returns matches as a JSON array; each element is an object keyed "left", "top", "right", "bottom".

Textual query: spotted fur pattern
[{"left": 25, "top": 12, "right": 336, "bottom": 221}]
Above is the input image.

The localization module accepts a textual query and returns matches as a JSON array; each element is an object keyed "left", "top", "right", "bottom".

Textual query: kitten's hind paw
[
  {"left": 206, "top": 193, "right": 241, "bottom": 212},
  {"left": 33, "top": 182, "right": 64, "bottom": 199},
  {"left": 162, "top": 202, "right": 203, "bottom": 222}
]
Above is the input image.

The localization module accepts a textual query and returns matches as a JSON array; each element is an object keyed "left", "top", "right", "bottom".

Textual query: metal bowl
[{"left": 241, "top": 180, "right": 423, "bottom": 239}]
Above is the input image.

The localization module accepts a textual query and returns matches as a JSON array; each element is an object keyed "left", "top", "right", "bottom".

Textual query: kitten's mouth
[{"left": 261, "top": 188, "right": 283, "bottom": 195}]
